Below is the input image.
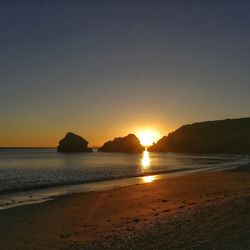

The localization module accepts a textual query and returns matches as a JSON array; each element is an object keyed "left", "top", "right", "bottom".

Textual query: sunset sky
[{"left": 1, "top": 1, "right": 250, "bottom": 147}]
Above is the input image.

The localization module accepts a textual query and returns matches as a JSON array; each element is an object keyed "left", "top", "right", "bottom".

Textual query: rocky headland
[{"left": 148, "top": 117, "right": 250, "bottom": 154}]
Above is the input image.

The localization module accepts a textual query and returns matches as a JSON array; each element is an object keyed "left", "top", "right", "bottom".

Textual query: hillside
[{"left": 148, "top": 118, "right": 250, "bottom": 154}]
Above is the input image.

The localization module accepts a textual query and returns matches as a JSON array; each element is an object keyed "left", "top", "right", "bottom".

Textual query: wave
[{"left": 0, "top": 160, "right": 247, "bottom": 211}]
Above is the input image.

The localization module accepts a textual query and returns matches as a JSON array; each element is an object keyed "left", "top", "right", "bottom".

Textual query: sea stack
[
  {"left": 98, "top": 134, "right": 144, "bottom": 153},
  {"left": 57, "top": 132, "right": 92, "bottom": 153}
]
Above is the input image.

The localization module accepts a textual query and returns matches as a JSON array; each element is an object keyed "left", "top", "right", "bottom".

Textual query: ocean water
[{"left": 0, "top": 148, "right": 249, "bottom": 210}]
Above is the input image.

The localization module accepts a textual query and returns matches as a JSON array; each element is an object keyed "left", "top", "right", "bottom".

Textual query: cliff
[{"left": 148, "top": 118, "right": 250, "bottom": 154}]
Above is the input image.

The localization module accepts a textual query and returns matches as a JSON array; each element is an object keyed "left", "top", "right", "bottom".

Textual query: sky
[{"left": 0, "top": 0, "right": 250, "bottom": 147}]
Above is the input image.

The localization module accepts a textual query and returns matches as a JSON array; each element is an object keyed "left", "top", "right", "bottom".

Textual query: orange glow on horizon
[{"left": 136, "top": 130, "right": 161, "bottom": 146}]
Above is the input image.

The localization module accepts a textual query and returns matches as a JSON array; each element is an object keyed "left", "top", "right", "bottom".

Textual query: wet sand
[{"left": 0, "top": 167, "right": 249, "bottom": 249}]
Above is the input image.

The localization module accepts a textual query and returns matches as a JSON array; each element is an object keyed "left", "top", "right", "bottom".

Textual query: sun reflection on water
[
  {"left": 142, "top": 175, "right": 156, "bottom": 183},
  {"left": 141, "top": 150, "right": 151, "bottom": 169},
  {"left": 140, "top": 150, "right": 157, "bottom": 183}
]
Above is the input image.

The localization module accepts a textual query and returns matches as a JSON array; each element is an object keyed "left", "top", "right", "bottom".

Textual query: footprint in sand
[
  {"left": 163, "top": 209, "right": 171, "bottom": 212},
  {"left": 161, "top": 199, "right": 168, "bottom": 202},
  {"left": 132, "top": 218, "right": 141, "bottom": 223},
  {"left": 59, "top": 233, "right": 71, "bottom": 239}
]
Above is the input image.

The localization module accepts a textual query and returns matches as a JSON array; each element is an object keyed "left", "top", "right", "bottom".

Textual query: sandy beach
[
  {"left": 2, "top": 1, "right": 250, "bottom": 249},
  {"left": 0, "top": 166, "right": 249, "bottom": 250}
]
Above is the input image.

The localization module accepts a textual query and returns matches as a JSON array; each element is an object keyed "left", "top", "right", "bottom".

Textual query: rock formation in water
[
  {"left": 98, "top": 134, "right": 144, "bottom": 153},
  {"left": 57, "top": 132, "right": 93, "bottom": 153},
  {"left": 148, "top": 118, "right": 250, "bottom": 154}
]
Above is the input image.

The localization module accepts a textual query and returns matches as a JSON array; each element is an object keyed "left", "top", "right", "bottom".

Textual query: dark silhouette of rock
[
  {"left": 57, "top": 132, "right": 92, "bottom": 153},
  {"left": 98, "top": 134, "right": 144, "bottom": 153},
  {"left": 148, "top": 118, "right": 250, "bottom": 154}
]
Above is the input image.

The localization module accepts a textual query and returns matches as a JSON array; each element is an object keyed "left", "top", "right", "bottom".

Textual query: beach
[
  {"left": 0, "top": 166, "right": 249, "bottom": 249},
  {"left": 2, "top": 1, "right": 250, "bottom": 249}
]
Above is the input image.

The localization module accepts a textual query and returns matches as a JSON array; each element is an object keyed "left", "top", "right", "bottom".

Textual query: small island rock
[
  {"left": 98, "top": 134, "right": 144, "bottom": 153},
  {"left": 57, "top": 132, "right": 92, "bottom": 153}
]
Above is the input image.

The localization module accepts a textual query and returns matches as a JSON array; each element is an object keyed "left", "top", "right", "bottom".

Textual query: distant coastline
[{"left": 2, "top": 117, "right": 250, "bottom": 155}]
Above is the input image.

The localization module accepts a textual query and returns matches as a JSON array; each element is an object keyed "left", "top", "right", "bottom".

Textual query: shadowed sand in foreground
[{"left": 0, "top": 167, "right": 249, "bottom": 249}]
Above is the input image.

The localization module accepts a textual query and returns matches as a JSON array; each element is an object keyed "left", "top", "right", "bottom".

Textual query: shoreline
[
  {"left": 0, "top": 160, "right": 247, "bottom": 211},
  {"left": 0, "top": 165, "right": 249, "bottom": 249}
]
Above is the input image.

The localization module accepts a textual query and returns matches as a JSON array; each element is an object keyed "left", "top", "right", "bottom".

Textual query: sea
[{"left": 0, "top": 148, "right": 249, "bottom": 210}]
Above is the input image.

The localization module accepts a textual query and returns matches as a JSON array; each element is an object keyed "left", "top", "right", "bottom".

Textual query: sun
[{"left": 137, "top": 130, "right": 161, "bottom": 147}]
